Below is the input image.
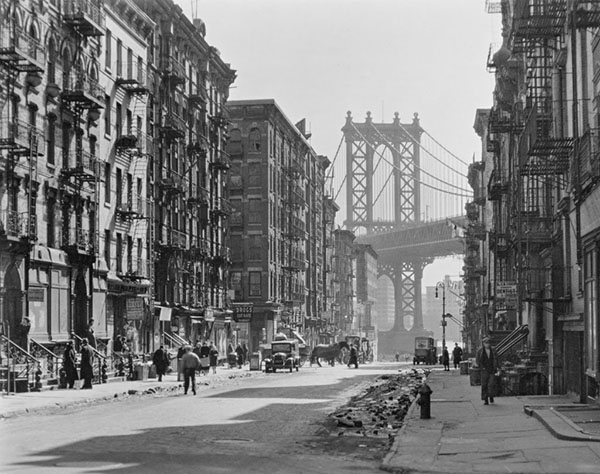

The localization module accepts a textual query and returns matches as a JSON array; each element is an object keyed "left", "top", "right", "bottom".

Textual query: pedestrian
[
  {"left": 17, "top": 317, "right": 31, "bottom": 351},
  {"left": 452, "top": 343, "right": 463, "bottom": 369},
  {"left": 475, "top": 336, "right": 499, "bottom": 405},
  {"left": 235, "top": 343, "right": 244, "bottom": 368},
  {"left": 442, "top": 346, "right": 450, "bottom": 371},
  {"left": 200, "top": 342, "right": 210, "bottom": 375},
  {"left": 395, "top": 352, "right": 400, "bottom": 362},
  {"left": 80, "top": 338, "right": 94, "bottom": 389},
  {"left": 63, "top": 341, "right": 79, "bottom": 389},
  {"left": 348, "top": 345, "right": 358, "bottom": 369},
  {"left": 242, "top": 343, "right": 249, "bottom": 365},
  {"left": 86, "top": 319, "right": 96, "bottom": 348},
  {"left": 209, "top": 343, "right": 219, "bottom": 375},
  {"left": 193, "top": 342, "right": 202, "bottom": 359},
  {"left": 180, "top": 345, "right": 201, "bottom": 395},
  {"left": 152, "top": 345, "right": 170, "bottom": 382},
  {"left": 176, "top": 344, "right": 186, "bottom": 381},
  {"left": 114, "top": 335, "right": 124, "bottom": 352}
]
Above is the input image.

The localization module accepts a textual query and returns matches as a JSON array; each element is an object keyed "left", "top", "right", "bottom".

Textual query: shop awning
[{"left": 31, "top": 244, "right": 52, "bottom": 264}]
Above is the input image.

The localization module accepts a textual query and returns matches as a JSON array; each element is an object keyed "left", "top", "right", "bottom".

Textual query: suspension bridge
[{"left": 328, "top": 111, "right": 472, "bottom": 356}]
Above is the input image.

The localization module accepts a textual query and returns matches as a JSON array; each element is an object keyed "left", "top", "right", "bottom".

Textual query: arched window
[
  {"left": 47, "top": 38, "right": 56, "bottom": 83},
  {"left": 248, "top": 128, "right": 261, "bottom": 152}
]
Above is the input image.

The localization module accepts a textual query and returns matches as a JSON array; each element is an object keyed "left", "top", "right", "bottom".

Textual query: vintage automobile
[
  {"left": 413, "top": 336, "right": 437, "bottom": 365},
  {"left": 264, "top": 339, "right": 300, "bottom": 373}
]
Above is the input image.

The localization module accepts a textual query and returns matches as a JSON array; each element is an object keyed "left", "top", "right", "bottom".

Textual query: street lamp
[{"left": 435, "top": 281, "right": 447, "bottom": 351}]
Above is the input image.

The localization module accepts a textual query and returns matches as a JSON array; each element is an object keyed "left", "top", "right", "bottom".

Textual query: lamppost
[{"left": 435, "top": 281, "right": 447, "bottom": 351}]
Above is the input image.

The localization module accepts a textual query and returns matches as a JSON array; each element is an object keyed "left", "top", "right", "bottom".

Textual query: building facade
[
  {"left": 0, "top": 0, "right": 235, "bottom": 384},
  {"left": 471, "top": 0, "right": 600, "bottom": 403},
  {"left": 225, "top": 99, "right": 328, "bottom": 353}
]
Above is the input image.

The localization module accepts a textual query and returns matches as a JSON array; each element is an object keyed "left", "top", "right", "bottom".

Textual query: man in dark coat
[
  {"left": 80, "top": 338, "right": 94, "bottom": 389},
  {"left": 452, "top": 343, "right": 463, "bottom": 369},
  {"left": 442, "top": 346, "right": 450, "bottom": 371},
  {"left": 209, "top": 344, "right": 219, "bottom": 375},
  {"left": 63, "top": 342, "right": 79, "bottom": 389},
  {"left": 348, "top": 345, "right": 359, "bottom": 369},
  {"left": 152, "top": 346, "right": 169, "bottom": 381},
  {"left": 476, "top": 336, "right": 498, "bottom": 405}
]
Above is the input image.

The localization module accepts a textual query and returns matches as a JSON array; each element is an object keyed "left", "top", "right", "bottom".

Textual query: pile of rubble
[{"left": 329, "top": 368, "right": 428, "bottom": 441}]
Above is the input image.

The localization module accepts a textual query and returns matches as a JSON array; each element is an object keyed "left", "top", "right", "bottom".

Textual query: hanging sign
[{"left": 232, "top": 303, "right": 253, "bottom": 323}]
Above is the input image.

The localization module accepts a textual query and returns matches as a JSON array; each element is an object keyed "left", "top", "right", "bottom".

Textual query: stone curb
[{"left": 525, "top": 405, "right": 600, "bottom": 443}]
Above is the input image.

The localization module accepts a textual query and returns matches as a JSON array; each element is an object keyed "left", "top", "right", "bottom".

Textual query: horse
[{"left": 310, "top": 341, "right": 349, "bottom": 367}]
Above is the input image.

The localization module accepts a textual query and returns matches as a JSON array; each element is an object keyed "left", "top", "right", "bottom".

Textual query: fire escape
[
  {"left": 0, "top": 16, "right": 45, "bottom": 256},
  {"left": 282, "top": 156, "right": 306, "bottom": 319},
  {"left": 114, "top": 58, "right": 150, "bottom": 282},
  {"left": 59, "top": 0, "right": 105, "bottom": 268}
]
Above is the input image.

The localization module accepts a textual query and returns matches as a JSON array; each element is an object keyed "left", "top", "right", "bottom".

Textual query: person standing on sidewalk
[
  {"left": 152, "top": 345, "right": 169, "bottom": 382},
  {"left": 80, "top": 338, "right": 94, "bottom": 389},
  {"left": 442, "top": 346, "right": 450, "bottom": 371},
  {"left": 476, "top": 336, "right": 498, "bottom": 405},
  {"left": 63, "top": 341, "right": 79, "bottom": 389},
  {"left": 180, "top": 345, "right": 201, "bottom": 395},
  {"left": 452, "top": 343, "right": 463, "bottom": 369}
]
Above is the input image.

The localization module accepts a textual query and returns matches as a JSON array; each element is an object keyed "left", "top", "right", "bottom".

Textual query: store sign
[
  {"left": 496, "top": 281, "right": 518, "bottom": 309},
  {"left": 28, "top": 288, "right": 44, "bottom": 302},
  {"left": 204, "top": 308, "right": 215, "bottom": 322},
  {"left": 233, "top": 303, "right": 253, "bottom": 323},
  {"left": 126, "top": 298, "right": 144, "bottom": 320}
]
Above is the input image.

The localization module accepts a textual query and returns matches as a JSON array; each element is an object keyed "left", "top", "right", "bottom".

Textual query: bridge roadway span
[{"left": 355, "top": 217, "right": 466, "bottom": 261}]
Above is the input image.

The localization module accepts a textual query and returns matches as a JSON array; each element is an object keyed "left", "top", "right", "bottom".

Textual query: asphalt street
[{"left": 0, "top": 363, "right": 402, "bottom": 474}]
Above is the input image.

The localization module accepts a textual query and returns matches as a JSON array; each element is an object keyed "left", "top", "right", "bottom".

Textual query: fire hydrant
[{"left": 417, "top": 383, "right": 433, "bottom": 419}]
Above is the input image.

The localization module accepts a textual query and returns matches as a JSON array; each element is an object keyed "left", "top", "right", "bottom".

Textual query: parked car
[
  {"left": 264, "top": 339, "right": 300, "bottom": 373},
  {"left": 413, "top": 336, "right": 437, "bottom": 365}
]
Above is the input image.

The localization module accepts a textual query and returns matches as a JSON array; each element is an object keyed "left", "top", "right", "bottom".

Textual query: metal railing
[
  {"left": 29, "top": 339, "right": 61, "bottom": 381},
  {"left": 0, "top": 118, "right": 45, "bottom": 154},
  {"left": 62, "top": 69, "right": 105, "bottom": 104},
  {"left": 0, "top": 27, "right": 46, "bottom": 66},
  {"left": 62, "top": 227, "right": 95, "bottom": 253},
  {"left": 63, "top": 0, "right": 106, "bottom": 30},
  {"left": 0, "top": 335, "right": 40, "bottom": 392},
  {"left": 0, "top": 210, "right": 36, "bottom": 239},
  {"left": 71, "top": 333, "right": 107, "bottom": 384}
]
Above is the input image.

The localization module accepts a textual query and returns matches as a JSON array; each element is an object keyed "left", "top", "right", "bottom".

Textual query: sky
[{"left": 177, "top": 0, "right": 502, "bottom": 287}]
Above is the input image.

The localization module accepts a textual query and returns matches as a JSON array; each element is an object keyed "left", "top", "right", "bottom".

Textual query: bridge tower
[{"left": 342, "top": 111, "right": 433, "bottom": 356}]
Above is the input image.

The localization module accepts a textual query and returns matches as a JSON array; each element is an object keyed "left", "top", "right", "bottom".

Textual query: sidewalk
[
  {"left": 0, "top": 366, "right": 256, "bottom": 419},
  {"left": 381, "top": 369, "right": 600, "bottom": 474}
]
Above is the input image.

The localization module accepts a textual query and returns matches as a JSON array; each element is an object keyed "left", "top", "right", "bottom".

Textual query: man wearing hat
[
  {"left": 475, "top": 336, "right": 498, "bottom": 405},
  {"left": 80, "top": 338, "right": 94, "bottom": 389}
]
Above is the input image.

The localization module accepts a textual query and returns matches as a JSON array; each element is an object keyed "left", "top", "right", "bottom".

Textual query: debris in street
[{"left": 328, "top": 368, "right": 427, "bottom": 441}]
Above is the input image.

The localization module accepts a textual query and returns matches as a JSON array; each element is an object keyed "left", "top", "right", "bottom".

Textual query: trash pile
[{"left": 329, "top": 368, "right": 428, "bottom": 441}]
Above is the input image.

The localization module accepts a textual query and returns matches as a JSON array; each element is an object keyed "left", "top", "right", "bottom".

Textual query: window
[
  {"left": 62, "top": 122, "right": 70, "bottom": 169},
  {"left": 116, "top": 168, "right": 122, "bottom": 206},
  {"left": 249, "top": 271, "right": 261, "bottom": 296},
  {"left": 104, "top": 162, "right": 111, "bottom": 203},
  {"left": 248, "top": 128, "right": 261, "bottom": 152},
  {"left": 230, "top": 271, "right": 242, "bottom": 300},
  {"left": 127, "top": 48, "right": 133, "bottom": 79},
  {"left": 104, "top": 230, "right": 111, "bottom": 268},
  {"left": 249, "top": 199, "right": 261, "bottom": 224},
  {"left": 104, "top": 95, "right": 111, "bottom": 134},
  {"left": 116, "top": 39, "right": 122, "bottom": 76},
  {"left": 116, "top": 102, "right": 122, "bottom": 137},
  {"left": 47, "top": 199, "right": 56, "bottom": 247},
  {"left": 249, "top": 236, "right": 262, "bottom": 261},
  {"left": 47, "top": 38, "right": 56, "bottom": 83},
  {"left": 105, "top": 30, "right": 111, "bottom": 70},
  {"left": 47, "top": 116, "right": 56, "bottom": 165},
  {"left": 116, "top": 233, "right": 122, "bottom": 273},
  {"left": 248, "top": 165, "right": 261, "bottom": 187}
]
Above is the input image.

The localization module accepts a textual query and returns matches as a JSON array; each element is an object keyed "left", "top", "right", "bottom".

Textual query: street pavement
[
  {"left": 0, "top": 366, "right": 258, "bottom": 419},
  {"left": 381, "top": 368, "right": 600, "bottom": 474}
]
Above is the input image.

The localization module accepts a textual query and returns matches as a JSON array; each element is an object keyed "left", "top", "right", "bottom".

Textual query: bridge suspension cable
[{"left": 350, "top": 123, "right": 472, "bottom": 195}]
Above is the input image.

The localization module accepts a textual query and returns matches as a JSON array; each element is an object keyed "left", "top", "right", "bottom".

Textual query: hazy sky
[{"left": 177, "top": 0, "right": 501, "bottom": 286}]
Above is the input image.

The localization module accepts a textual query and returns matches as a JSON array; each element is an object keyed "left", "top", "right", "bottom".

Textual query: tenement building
[
  {"left": 0, "top": 0, "right": 234, "bottom": 385},
  {"left": 226, "top": 100, "right": 330, "bottom": 353},
  {"left": 468, "top": 0, "right": 600, "bottom": 403}
]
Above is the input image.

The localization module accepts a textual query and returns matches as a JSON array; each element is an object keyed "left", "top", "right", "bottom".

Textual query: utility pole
[{"left": 436, "top": 281, "right": 447, "bottom": 351}]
